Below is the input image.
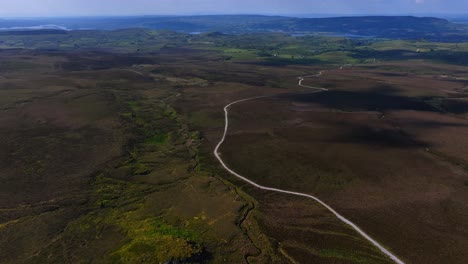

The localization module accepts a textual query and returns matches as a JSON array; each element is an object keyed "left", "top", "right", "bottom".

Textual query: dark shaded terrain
[{"left": 287, "top": 89, "right": 436, "bottom": 112}]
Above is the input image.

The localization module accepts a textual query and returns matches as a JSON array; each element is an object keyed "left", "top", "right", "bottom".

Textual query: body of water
[{"left": 0, "top": 24, "right": 70, "bottom": 31}]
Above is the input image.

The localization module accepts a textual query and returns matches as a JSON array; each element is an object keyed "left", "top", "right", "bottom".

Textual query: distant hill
[
  {"left": 0, "top": 29, "right": 68, "bottom": 35},
  {"left": 1, "top": 15, "right": 467, "bottom": 42}
]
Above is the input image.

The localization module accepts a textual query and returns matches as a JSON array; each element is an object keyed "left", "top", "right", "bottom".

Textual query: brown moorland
[
  {"left": 2, "top": 31, "right": 468, "bottom": 264},
  {"left": 210, "top": 65, "right": 468, "bottom": 264}
]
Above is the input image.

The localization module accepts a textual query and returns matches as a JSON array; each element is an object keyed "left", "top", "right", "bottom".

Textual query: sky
[{"left": 0, "top": 0, "right": 466, "bottom": 17}]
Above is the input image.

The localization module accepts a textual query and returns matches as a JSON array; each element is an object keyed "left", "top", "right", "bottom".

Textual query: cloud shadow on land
[{"left": 283, "top": 87, "right": 437, "bottom": 112}]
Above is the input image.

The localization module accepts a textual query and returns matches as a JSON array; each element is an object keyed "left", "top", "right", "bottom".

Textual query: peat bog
[{"left": 0, "top": 26, "right": 467, "bottom": 264}]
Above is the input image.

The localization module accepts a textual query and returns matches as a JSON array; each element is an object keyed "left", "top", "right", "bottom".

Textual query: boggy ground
[
  {"left": 2, "top": 38, "right": 468, "bottom": 264},
  {"left": 213, "top": 66, "right": 468, "bottom": 264},
  {"left": 0, "top": 49, "right": 275, "bottom": 264},
  {"left": 173, "top": 62, "right": 399, "bottom": 263}
]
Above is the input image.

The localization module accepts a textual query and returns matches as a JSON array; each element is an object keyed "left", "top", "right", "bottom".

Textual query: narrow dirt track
[{"left": 213, "top": 71, "right": 405, "bottom": 264}]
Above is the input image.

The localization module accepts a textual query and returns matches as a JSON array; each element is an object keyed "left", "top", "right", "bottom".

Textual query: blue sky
[{"left": 1, "top": 0, "right": 466, "bottom": 17}]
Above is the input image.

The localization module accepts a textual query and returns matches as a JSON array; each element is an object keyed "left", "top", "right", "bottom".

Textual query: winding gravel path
[{"left": 213, "top": 71, "right": 405, "bottom": 264}]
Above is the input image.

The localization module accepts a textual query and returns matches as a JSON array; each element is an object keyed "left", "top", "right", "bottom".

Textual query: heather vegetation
[{"left": 1, "top": 21, "right": 467, "bottom": 264}]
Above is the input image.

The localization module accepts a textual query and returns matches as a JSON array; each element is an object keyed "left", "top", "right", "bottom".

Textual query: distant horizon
[
  {"left": 2, "top": 13, "right": 468, "bottom": 19},
  {"left": 1, "top": 0, "right": 467, "bottom": 18}
]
